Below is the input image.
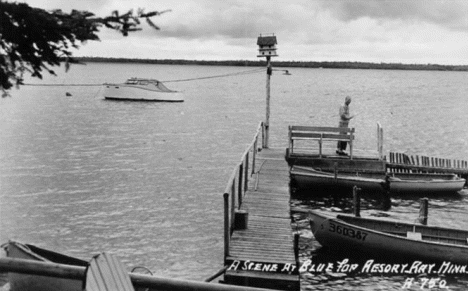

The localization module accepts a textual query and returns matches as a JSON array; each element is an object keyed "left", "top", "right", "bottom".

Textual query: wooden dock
[
  {"left": 223, "top": 148, "right": 299, "bottom": 290},
  {"left": 221, "top": 123, "right": 299, "bottom": 290}
]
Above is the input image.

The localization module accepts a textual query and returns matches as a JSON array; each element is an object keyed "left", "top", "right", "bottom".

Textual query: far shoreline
[{"left": 74, "top": 57, "right": 468, "bottom": 72}]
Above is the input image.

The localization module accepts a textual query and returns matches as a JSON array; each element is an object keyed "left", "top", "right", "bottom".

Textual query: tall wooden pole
[{"left": 265, "top": 56, "right": 272, "bottom": 148}]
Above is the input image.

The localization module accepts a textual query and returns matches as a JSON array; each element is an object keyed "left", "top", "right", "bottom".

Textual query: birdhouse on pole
[{"left": 257, "top": 34, "right": 278, "bottom": 58}]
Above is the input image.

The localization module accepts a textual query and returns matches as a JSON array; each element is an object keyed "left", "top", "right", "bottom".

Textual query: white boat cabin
[{"left": 124, "top": 78, "right": 174, "bottom": 92}]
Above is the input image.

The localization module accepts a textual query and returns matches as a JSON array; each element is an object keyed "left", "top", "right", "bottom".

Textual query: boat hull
[
  {"left": 290, "top": 166, "right": 385, "bottom": 193},
  {"left": 5, "top": 241, "right": 87, "bottom": 291},
  {"left": 290, "top": 166, "right": 465, "bottom": 194},
  {"left": 103, "top": 84, "right": 183, "bottom": 102},
  {"left": 309, "top": 211, "right": 468, "bottom": 264},
  {"left": 388, "top": 176, "right": 466, "bottom": 193}
]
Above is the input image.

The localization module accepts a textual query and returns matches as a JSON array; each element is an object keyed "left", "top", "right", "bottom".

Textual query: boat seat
[
  {"left": 407, "top": 231, "right": 422, "bottom": 240},
  {"left": 84, "top": 252, "right": 134, "bottom": 291}
]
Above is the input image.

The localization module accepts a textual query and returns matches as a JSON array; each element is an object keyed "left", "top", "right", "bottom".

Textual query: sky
[{"left": 18, "top": 0, "right": 468, "bottom": 65}]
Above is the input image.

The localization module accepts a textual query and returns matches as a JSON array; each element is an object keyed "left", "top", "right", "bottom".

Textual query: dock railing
[{"left": 223, "top": 121, "right": 264, "bottom": 261}]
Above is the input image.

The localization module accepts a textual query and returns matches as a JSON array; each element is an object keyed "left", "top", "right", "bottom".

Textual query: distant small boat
[
  {"left": 309, "top": 210, "right": 468, "bottom": 264},
  {"left": 5, "top": 240, "right": 87, "bottom": 291},
  {"left": 103, "top": 78, "right": 183, "bottom": 102}
]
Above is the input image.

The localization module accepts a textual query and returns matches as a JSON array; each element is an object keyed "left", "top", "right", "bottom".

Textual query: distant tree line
[{"left": 75, "top": 57, "right": 468, "bottom": 72}]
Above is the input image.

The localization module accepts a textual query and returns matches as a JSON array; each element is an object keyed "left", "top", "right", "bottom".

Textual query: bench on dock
[{"left": 288, "top": 126, "right": 355, "bottom": 159}]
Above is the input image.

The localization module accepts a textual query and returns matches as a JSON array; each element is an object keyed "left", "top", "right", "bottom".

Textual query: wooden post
[
  {"left": 252, "top": 139, "right": 257, "bottom": 176},
  {"left": 382, "top": 175, "right": 392, "bottom": 211},
  {"left": 230, "top": 183, "right": 235, "bottom": 230},
  {"left": 377, "top": 123, "right": 383, "bottom": 160},
  {"left": 238, "top": 163, "right": 243, "bottom": 209},
  {"left": 223, "top": 193, "right": 230, "bottom": 260},
  {"left": 264, "top": 56, "right": 271, "bottom": 148},
  {"left": 353, "top": 186, "right": 361, "bottom": 217},
  {"left": 318, "top": 135, "right": 323, "bottom": 158},
  {"left": 261, "top": 123, "right": 265, "bottom": 148},
  {"left": 419, "top": 198, "right": 428, "bottom": 225},
  {"left": 294, "top": 233, "right": 300, "bottom": 263},
  {"left": 380, "top": 126, "right": 383, "bottom": 159},
  {"left": 244, "top": 152, "right": 249, "bottom": 191},
  {"left": 389, "top": 152, "right": 394, "bottom": 173},
  {"left": 333, "top": 162, "right": 339, "bottom": 206}
]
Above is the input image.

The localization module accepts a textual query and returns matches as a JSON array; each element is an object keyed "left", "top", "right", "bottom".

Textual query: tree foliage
[{"left": 0, "top": 1, "right": 169, "bottom": 95}]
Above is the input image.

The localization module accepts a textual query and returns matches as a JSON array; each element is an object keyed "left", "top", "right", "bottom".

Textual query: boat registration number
[{"left": 328, "top": 222, "right": 368, "bottom": 241}]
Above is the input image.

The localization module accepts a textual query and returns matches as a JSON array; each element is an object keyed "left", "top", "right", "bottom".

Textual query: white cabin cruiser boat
[{"left": 103, "top": 78, "right": 183, "bottom": 102}]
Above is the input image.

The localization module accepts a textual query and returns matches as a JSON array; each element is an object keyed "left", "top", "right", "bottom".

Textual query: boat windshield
[
  {"left": 154, "top": 82, "right": 173, "bottom": 91},
  {"left": 124, "top": 78, "right": 176, "bottom": 92},
  {"left": 125, "top": 79, "right": 139, "bottom": 85}
]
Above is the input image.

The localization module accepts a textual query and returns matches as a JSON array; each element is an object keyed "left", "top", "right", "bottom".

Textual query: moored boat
[
  {"left": 309, "top": 210, "right": 468, "bottom": 264},
  {"left": 290, "top": 166, "right": 465, "bottom": 194},
  {"left": 4, "top": 241, "right": 88, "bottom": 291},
  {"left": 386, "top": 172, "right": 466, "bottom": 193},
  {"left": 290, "top": 166, "right": 386, "bottom": 193},
  {"left": 103, "top": 78, "right": 183, "bottom": 102}
]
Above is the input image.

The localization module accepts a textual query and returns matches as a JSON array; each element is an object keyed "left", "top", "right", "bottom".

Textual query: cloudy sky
[{"left": 20, "top": 0, "right": 468, "bottom": 65}]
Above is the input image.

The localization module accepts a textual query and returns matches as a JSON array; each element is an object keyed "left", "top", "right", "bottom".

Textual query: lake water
[{"left": 1, "top": 63, "right": 468, "bottom": 290}]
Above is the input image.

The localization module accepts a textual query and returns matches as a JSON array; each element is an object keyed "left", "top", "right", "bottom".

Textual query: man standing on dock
[{"left": 336, "top": 96, "right": 354, "bottom": 156}]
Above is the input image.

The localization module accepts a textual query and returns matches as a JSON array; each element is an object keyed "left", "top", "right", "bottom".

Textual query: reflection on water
[{"left": 1, "top": 64, "right": 468, "bottom": 289}]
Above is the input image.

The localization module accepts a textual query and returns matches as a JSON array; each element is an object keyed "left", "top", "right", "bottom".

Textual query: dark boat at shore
[{"left": 4, "top": 241, "right": 87, "bottom": 291}]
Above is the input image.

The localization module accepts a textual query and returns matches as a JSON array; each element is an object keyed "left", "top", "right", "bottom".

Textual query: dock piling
[
  {"left": 224, "top": 193, "right": 230, "bottom": 259},
  {"left": 238, "top": 163, "right": 244, "bottom": 207},
  {"left": 294, "top": 232, "right": 300, "bottom": 263},
  {"left": 419, "top": 198, "right": 429, "bottom": 225},
  {"left": 353, "top": 186, "right": 361, "bottom": 217}
]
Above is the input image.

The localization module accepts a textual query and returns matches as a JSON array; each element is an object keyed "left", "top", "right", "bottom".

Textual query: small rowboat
[
  {"left": 309, "top": 210, "right": 468, "bottom": 264},
  {"left": 4, "top": 241, "right": 87, "bottom": 291},
  {"left": 290, "top": 166, "right": 386, "bottom": 193},
  {"left": 385, "top": 172, "right": 466, "bottom": 193},
  {"left": 290, "top": 166, "right": 465, "bottom": 194}
]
